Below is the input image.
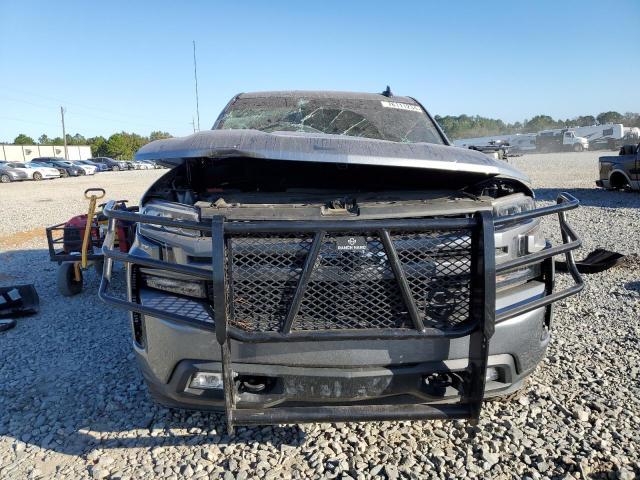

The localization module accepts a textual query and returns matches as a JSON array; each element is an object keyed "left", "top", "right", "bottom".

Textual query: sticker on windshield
[{"left": 380, "top": 101, "right": 422, "bottom": 112}]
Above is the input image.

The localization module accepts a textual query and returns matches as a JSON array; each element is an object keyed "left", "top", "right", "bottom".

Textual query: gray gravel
[{"left": 1, "top": 154, "right": 638, "bottom": 479}]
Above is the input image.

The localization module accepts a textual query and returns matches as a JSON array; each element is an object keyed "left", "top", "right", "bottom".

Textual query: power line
[
  {"left": 0, "top": 115, "right": 59, "bottom": 128},
  {"left": 0, "top": 85, "right": 156, "bottom": 121},
  {"left": 1, "top": 95, "right": 185, "bottom": 130}
]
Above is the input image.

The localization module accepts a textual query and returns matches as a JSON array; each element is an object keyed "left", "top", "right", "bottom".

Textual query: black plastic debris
[
  {"left": 0, "top": 318, "right": 17, "bottom": 332},
  {"left": 556, "top": 248, "right": 626, "bottom": 274},
  {"left": 0, "top": 284, "right": 40, "bottom": 318}
]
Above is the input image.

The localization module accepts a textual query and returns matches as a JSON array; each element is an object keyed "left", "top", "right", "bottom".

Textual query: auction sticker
[{"left": 381, "top": 101, "right": 422, "bottom": 112}]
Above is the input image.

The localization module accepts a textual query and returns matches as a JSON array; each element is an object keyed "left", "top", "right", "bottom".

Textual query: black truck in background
[{"left": 597, "top": 144, "right": 640, "bottom": 191}]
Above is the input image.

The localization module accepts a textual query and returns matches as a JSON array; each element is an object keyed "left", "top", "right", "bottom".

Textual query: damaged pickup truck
[{"left": 99, "top": 91, "right": 584, "bottom": 433}]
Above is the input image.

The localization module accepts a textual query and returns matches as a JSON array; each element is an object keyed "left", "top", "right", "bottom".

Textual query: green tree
[
  {"left": 596, "top": 111, "right": 624, "bottom": 125},
  {"left": 87, "top": 136, "right": 108, "bottom": 157},
  {"left": 38, "top": 134, "right": 52, "bottom": 144},
  {"left": 13, "top": 134, "right": 35, "bottom": 145},
  {"left": 149, "top": 131, "right": 172, "bottom": 141},
  {"left": 622, "top": 112, "right": 640, "bottom": 128},
  {"left": 105, "top": 132, "right": 149, "bottom": 160},
  {"left": 66, "top": 133, "right": 87, "bottom": 145},
  {"left": 572, "top": 115, "right": 596, "bottom": 127},
  {"left": 523, "top": 115, "right": 560, "bottom": 132}
]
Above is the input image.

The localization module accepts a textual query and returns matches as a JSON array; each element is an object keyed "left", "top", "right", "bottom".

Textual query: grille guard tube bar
[
  {"left": 99, "top": 192, "right": 583, "bottom": 336},
  {"left": 98, "top": 192, "right": 582, "bottom": 432}
]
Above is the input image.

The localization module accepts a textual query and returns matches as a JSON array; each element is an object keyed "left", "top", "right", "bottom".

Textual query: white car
[
  {"left": 132, "top": 161, "right": 153, "bottom": 170},
  {"left": 5, "top": 162, "right": 60, "bottom": 180},
  {"left": 69, "top": 161, "right": 96, "bottom": 175}
]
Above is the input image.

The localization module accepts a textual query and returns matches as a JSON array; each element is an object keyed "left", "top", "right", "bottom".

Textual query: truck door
[
  {"left": 633, "top": 144, "right": 640, "bottom": 189},
  {"left": 563, "top": 132, "right": 573, "bottom": 147}
]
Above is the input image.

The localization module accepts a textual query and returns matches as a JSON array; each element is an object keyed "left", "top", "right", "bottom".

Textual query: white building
[{"left": 0, "top": 144, "right": 92, "bottom": 162}]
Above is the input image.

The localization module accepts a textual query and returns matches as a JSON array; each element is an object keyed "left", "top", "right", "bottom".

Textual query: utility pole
[
  {"left": 60, "top": 106, "right": 68, "bottom": 160},
  {"left": 193, "top": 40, "right": 200, "bottom": 131},
  {"left": 191, "top": 117, "right": 196, "bottom": 134}
]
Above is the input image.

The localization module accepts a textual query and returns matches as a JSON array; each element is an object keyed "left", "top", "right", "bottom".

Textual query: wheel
[
  {"left": 573, "top": 143, "right": 584, "bottom": 152},
  {"left": 0, "top": 318, "right": 17, "bottom": 332},
  {"left": 61, "top": 170, "right": 69, "bottom": 178},
  {"left": 0, "top": 174, "right": 11, "bottom": 183},
  {"left": 33, "top": 171, "right": 43, "bottom": 181},
  {"left": 112, "top": 165, "right": 120, "bottom": 172},
  {"left": 57, "top": 262, "right": 83, "bottom": 296},
  {"left": 78, "top": 169, "right": 86, "bottom": 176}
]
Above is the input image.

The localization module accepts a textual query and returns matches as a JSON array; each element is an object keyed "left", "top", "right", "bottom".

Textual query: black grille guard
[{"left": 98, "top": 193, "right": 583, "bottom": 432}]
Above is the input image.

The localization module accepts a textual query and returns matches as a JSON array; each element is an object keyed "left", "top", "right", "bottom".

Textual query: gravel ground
[{"left": 0, "top": 153, "right": 638, "bottom": 479}]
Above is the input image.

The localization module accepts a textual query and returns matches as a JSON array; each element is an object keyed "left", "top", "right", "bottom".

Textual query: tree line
[
  {"left": 7, "top": 131, "right": 172, "bottom": 160},
  {"left": 5, "top": 110, "right": 640, "bottom": 153},
  {"left": 435, "top": 111, "right": 640, "bottom": 140}
]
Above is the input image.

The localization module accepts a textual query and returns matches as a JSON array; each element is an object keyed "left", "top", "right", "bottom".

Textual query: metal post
[
  {"left": 60, "top": 106, "right": 68, "bottom": 160},
  {"left": 193, "top": 41, "right": 200, "bottom": 132}
]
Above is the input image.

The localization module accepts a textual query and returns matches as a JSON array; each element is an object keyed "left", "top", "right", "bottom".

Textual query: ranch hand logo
[{"left": 336, "top": 236, "right": 367, "bottom": 251}]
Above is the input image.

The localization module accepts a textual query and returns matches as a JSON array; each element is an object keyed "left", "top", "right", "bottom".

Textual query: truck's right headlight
[
  {"left": 140, "top": 200, "right": 201, "bottom": 238},
  {"left": 492, "top": 194, "right": 534, "bottom": 218}
]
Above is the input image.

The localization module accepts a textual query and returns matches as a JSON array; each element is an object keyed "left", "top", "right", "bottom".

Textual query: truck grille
[{"left": 223, "top": 229, "right": 472, "bottom": 332}]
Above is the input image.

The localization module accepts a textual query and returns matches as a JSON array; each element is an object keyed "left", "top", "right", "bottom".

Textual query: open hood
[{"left": 135, "top": 129, "right": 530, "bottom": 184}]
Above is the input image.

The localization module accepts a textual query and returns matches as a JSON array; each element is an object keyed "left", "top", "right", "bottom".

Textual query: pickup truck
[
  {"left": 596, "top": 144, "right": 640, "bottom": 191},
  {"left": 98, "top": 90, "right": 584, "bottom": 433}
]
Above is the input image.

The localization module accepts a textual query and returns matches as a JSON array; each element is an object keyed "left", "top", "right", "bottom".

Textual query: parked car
[
  {"left": 32, "top": 158, "right": 86, "bottom": 177},
  {"left": 98, "top": 90, "right": 584, "bottom": 432},
  {"left": 596, "top": 143, "right": 640, "bottom": 191},
  {"left": 4, "top": 162, "right": 60, "bottom": 180},
  {"left": 139, "top": 160, "right": 163, "bottom": 169},
  {"left": 89, "top": 157, "right": 129, "bottom": 171},
  {"left": 76, "top": 159, "right": 108, "bottom": 172},
  {"left": 131, "top": 160, "right": 154, "bottom": 170},
  {"left": 0, "top": 164, "right": 29, "bottom": 183}
]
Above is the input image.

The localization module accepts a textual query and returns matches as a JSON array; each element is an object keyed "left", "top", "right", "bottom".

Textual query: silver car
[{"left": 99, "top": 91, "right": 584, "bottom": 433}]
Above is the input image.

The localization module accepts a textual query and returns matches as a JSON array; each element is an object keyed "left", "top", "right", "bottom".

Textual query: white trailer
[{"left": 454, "top": 133, "right": 536, "bottom": 153}]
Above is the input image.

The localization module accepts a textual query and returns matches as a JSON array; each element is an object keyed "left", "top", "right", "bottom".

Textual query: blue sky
[{"left": 1, "top": 0, "right": 639, "bottom": 141}]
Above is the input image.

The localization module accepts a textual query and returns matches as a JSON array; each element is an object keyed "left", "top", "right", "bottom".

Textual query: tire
[
  {"left": 61, "top": 170, "right": 69, "bottom": 178},
  {"left": 0, "top": 318, "right": 17, "bottom": 332},
  {"left": 78, "top": 170, "right": 86, "bottom": 176},
  {"left": 112, "top": 165, "right": 120, "bottom": 172},
  {"left": 33, "top": 171, "right": 43, "bottom": 181},
  {"left": 0, "top": 174, "right": 11, "bottom": 183},
  {"left": 57, "top": 262, "right": 83, "bottom": 296},
  {"left": 573, "top": 143, "right": 584, "bottom": 152}
]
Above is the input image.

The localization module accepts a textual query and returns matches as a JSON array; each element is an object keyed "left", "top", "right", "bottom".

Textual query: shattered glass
[{"left": 218, "top": 96, "right": 445, "bottom": 144}]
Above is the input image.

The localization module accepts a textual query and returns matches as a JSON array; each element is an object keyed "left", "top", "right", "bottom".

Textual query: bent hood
[{"left": 135, "top": 129, "right": 530, "bottom": 184}]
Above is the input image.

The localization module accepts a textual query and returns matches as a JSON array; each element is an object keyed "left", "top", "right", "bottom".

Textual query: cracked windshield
[{"left": 218, "top": 95, "right": 445, "bottom": 144}]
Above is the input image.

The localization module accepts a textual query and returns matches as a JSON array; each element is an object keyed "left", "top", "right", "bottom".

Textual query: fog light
[
  {"left": 189, "top": 372, "right": 223, "bottom": 390},
  {"left": 485, "top": 367, "right": 499, "bottom": 381}
]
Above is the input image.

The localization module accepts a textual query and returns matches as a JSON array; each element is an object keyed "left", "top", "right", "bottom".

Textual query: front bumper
[
  {"left": 99, "top": 193, "right": 583, "bottom": 431},
  {"left": 134, "top": 299, "right": 548, "bottom": 411}
]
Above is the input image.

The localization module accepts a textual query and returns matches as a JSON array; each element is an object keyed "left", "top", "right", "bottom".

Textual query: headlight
[
  {"left": 492, "top": 194, "right": 534, "bottom": 217},
  {"left": 493, "top": 194, "right": 544, "bottom": 291},
  {"left": 140, "top": 200, "right": 201, "bottom": 237}
]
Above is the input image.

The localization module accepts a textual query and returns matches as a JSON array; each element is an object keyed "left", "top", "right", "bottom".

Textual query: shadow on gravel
[
  {"left": 534, "top": 187, "right": 640, "bottom": 209},
  {"left": 0, "top": 249, "right": 305, "bottom": 457}
]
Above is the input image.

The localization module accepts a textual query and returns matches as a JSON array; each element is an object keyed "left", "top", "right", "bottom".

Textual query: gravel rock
[{"left": 0, "top": 155, "right": 639, "bottom": 479}]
